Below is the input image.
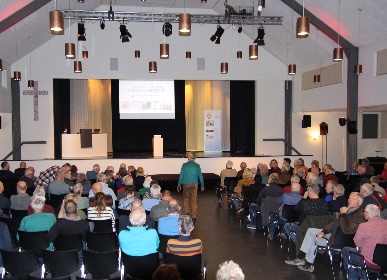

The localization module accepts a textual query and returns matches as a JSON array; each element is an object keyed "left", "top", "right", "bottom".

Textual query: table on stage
[{"left": 62, "top": 134, "right": 107, "bottom": 158}]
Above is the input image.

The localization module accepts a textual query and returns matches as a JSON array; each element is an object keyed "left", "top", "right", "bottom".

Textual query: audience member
[
  {"left": 285, "top": 192, "right": 365, "bottom": 272},
  {"left": 76, "top": 173, "right": 92, "bottom": 196},
  {"left": 308, "top": 160, "right": 320, "bottom": 172},
  {"left": 345, "top": 160, "right": 359, "bottom": 179},
  {"left": 328, "top": 184, "right": 348, "bottom": 213},
  {"left": 152, "top": 264, "right": 180, "bottom": 280},
  {"left": 118, "top": 200, "right": 155, "bottom": 232},
  {"left": 268, "top": 159, "right": 281, "bottom": 175},
  {"left": 128, "top": 165, "right": 137, "bottom": 178},
  {"left": 150, "top": 190, "right": 172, "bottom": 222},
  {"left": 259, "top": 164, "right": 269, "bottom": 184},
  {"left": 19, "top": 169, "right": 35, "bottom": 195},
  {"left": 143, "top": 184, "right": 161, "bottom": 211},
  {"left": 10, "top": 181, "right": 31, "bottom": 210},
  {"left": 48, "top": 169, "right": 70, "bottom": 196},
  {"left": 220, "top": 160, "right": 237, "bottom": 187},
  {"left": 324, "top": 180, "right": 337, "bottom": 202},
  {"left": 360, "top": 183, "right": 380, "bottom": 208},
  {"left": 323, "top": 166, "right": 338, "bottom": 188},
  {"left": 282, "top": 175, "right": 303, "bottom": 194},
  {"left": 362, "top": 158, "right": 375, "bottom": 176},
  {"left": 371, "top": 176, "right": 386, "bottom": 194},
  {"left": 134, "top": 166, "right": 146, "bottom": 191},
  {"left": 35, "top": 163, "right": 71, "bottom": 191},
  {"left": 14, "top": 161, "right": 27, "bottom": 180},
  {"left": 118, "top": 185, "right": 136, "bottom": 210},
  {"left": 278, "top": 164, "right": 291, "bottom": 185},
  {"left": 86, "top": 164, "right": 100, "bottom": 181},
  {"left": 0, "top": 162, "right": 14, "bottom": 180},
  {"left": 158, "top": 199, "right": 180, "bottom": 236},
  {"left": 26, "top": 166, "right": 37, "bottom": 183},
  {"left": 0, "top": 221, "right": 12, "bottom": 268},
  {"left": 296, "top": 168, "right": 307, "bottom": 192},
  {"left": 70, "top": 165, "right": 78, "bottom": 180},
  {"left": 283, "top": 158, "right": 294, "bottom": 175},
  {"left": 216, "top": 260, "right": 245, "bottom": 280},
  {"left": 118, "top": 208, "right": 159, "bottom": 256},
  {"left": 234, "top": 168, "right": 255, "bottom": 198},
  {"left": 58, "top": 193, "right": 86, "bottom": 220},
  {"left": 379, "top": 162, "right": 387, "bottom": 183},
  {"left": 73, "top": 183, "right": 90, "bottom": 210},
  {"left": 236, "top": 162, "right": 247, "bottom": 181},
  {"left": 89, "top": 182, "right": 114, "bottom": 208},
  {"left": 88, "top": 192, "right": 115, "bottom": 232},
  {"left": 18, "top": 196, "right": 56, "bottom": 250},
  {"left": 88, "top": 173, "right": 117, "bottom": 208},
  {"left": 167, "top": 215, "right": 202, "bottom": 256},
  {"left": 0, "top": 182, "right": 10, "bottom": 211},
  {"left": 27, "top": 187, "right": 56, "bottom": 216},
  {"left": 47, "top": 199, "right": 90, "bottom": 243},
  {"left": 341, "top": 204, "right": 387, "bottom": 279}
]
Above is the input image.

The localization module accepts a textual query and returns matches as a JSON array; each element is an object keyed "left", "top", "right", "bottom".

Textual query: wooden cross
[{"left": 23, "top": 81, "right": 48, "bottom": 121}]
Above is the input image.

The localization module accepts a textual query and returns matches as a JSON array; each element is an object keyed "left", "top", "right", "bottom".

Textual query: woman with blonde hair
[
  {"left": 234, "top": 168, "right": 255, "bottom": 198},
  {"left": 58, "top": 193, "right": 86, "bottom": 219},
  {"left": 87, "top": 192, "right": 115, "bottom": 231},
  {"left": 76, "top": 172, "right": 91, "bottom": 196},
  {"left": 259, "top": 164, "right": 269, "bottom": 184}
]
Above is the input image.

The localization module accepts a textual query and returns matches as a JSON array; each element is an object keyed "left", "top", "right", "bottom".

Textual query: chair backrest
[
  {"left": 10, "top": 209, "right": 28, "bottom": 218},
  {"left": 116, "top": 208, "right": 131, "bottom": 217},
  {"left": 224, "top": 177, "right": 237, "bottom": 191},
  {"left": 45, "top": 200, "right": 63, "bottom": 215},
  {"left": 1, "top": 249, "right": 39, "bottom": 279},
  {"left": 373, "top": 243, "right": 387, "bottom": 273},
  {"left": 29, "top": 276, "right": 71, "bottom": 280},
  {"left": 42, "top": 250, "right": 79, "bottom": 278},
  {"left": 53, "top": 234, "right": 83, "bottom": 251},
  {"left": 158, "top": 234, "right": 179, "bottom": 253},
  {"left": 121, "top": 252, "right": 159, "bottom": 280},
  {"left": 163, "top": 253, "right": 202, "bottom": 280},
  {"left": 281, "top": 204, "right": 299, "bottom": 223},
  {"left": 49, "top": 194, "right": 66, "bottom": 201},
  {"left": 0, "top": 217, "right": 22, "bottom": 248},
  {"left": 18, "top": 230, "right": 49, "bottom": 254},
  {"left": 87, "top": 219, "right": 113, "bottom": 233},
  {"left": 85, "top": 231, "right": 118, "bottom": 252},
  {"left": 82, "top": 249, "right": 119, "bottom": 279}
]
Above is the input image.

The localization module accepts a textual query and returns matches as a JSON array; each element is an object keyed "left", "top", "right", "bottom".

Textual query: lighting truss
[{"left": 62, "top": 10, "right": 283, "bottom": 26}]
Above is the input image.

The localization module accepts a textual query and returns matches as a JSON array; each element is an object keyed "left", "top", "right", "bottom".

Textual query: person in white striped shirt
[{"left": 87, "top": 192, "right": 115, "bottom": 232}]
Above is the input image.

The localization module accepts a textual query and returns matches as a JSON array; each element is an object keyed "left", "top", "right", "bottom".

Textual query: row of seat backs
[{"left": 1, "top": 249, "right": 203, "bottom": 280}]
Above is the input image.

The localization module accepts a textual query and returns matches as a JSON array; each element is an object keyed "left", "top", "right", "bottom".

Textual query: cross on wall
[{"left": 22, "top": 81, "right": 48, "bottom": 121}]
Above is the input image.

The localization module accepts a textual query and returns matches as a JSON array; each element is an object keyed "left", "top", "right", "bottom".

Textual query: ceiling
[{"left": 1, "top": 0, "right": 387, "bottom": 77}]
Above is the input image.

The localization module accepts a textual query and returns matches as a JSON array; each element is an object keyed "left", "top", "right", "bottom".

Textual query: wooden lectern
[{"left": 152, "top": 135, "right": 163, "bottom": 158}]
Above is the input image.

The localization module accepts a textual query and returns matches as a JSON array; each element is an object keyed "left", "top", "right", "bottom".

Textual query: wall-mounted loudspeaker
[
  {"left": 302, "top": 115, "right": 311, "bottom": 128},
  {"left": 320, "top": 122, "right": 328, "bottom": 135},
  {"left": 347, "top": 121, "right": 357, "bottom": 134}
]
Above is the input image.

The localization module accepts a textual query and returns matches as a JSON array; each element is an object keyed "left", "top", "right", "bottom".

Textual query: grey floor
[{"left": 174, "top": 191, "right": 348, "bottom": 280}]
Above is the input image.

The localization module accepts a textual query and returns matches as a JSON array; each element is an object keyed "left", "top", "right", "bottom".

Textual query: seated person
[
  {"left": 0, "top": 181, "right": 10, "bottom": 211},
  {"left": 152, "top": 264, "right": 180, "bottom": 280},
  {"left": 86, "top": 164, "right": 100, "bottom": 181},
  {"left": 27, "top": 187, "right": 56, "bottom": 216},
  {"left": 10, "top": 181, "right": 31, "bottom": 211},
  {"left": 48, "top": 170, "right": 70, "bottom": 197},
  {"left": 268, "top": 159, "right": 281, "bottom": 175},
  {"left": 88, "top": 174, "right": 117, "bottom": 208},
  {"left": 0, "top": 161, "right": 15, "bottom": 181},
  {"left": 118, "top": 185, "right": 137, "bottom": 210},
  {"left": 118, "top": 208, "right": 159, "bottom": 256},
  {"left": 158, "top": 199, "right": 180, "bottom": 236},
  {"left": 360, "top": 183, "right": 381, "bottom": 208},
  {"left": 324, "top": 180, "right": 337, "bottom": 202},
  {"left": 371, "top": 176, "right": 386, "bottom": 195},
  {"left": 167, "top": 215, "right": 202, "bottom": 256},
  {"left": 117, "top": 176, "right": 140, "bottom": 201},
  {"left": 58, "top": 193, "right": 87, "bottom": 220},
  {"left": 47, "top": 199, "right": 90, "bottom": 243},
  {"left": 73, "top": 183, "right": 90, "bottom": 210},
  {"left": 150, "top": 190, "right": 172, "bottom": 222},
  {"left": 18, "top": 196, "right": 56, "bottom": 250},
  {"left": 236, "top": 162, "right": 247, "bottom": 181},
  {"left": 328, "top": 184, "right": 348, "bottom": 213},
  {"left": 18, "top": 169, "right": 35, "bottom": 195},
  {"left": 234, "top": 168, "right": 255, "bottom": 198},
  {"left": 278, "top": 164, "right": 291, "bottom": 186},
  {"left": 76, "top": 173, "right": 92, "bottom": 196},
  {"left": 322, "top": 166, "right": 338, "bottom": 188},
  {"left": 89, "top": 182, "right": 114, "bottom": 208},
  {"left": 88, "top": 192, "right": 115, "bottom": 232},
  {"left": 267, "top": 182, "right": 302, "bottom": 239},
  {"left": 133, "top": 167, "right": 146, "bottom": 192},
  {"left": 285, "top": 192, "right": 366, "bottom": 272},
  {"left": 220, "top": 160, "right": 237, "bottom": 187},
  {"left": 342, "top": 204, "right": 387, "bottom": 279},
  {"left": 282, "top": 175, "right": 303, "bottom": 194},
  {"left": 216, "top": 260, "right": 245, "bottom": 280},
  {"left": 142, "top": 184, "right": 161, "bottom": 211},
  {"left": 0, "top": 221, "right": 12, "bottom": 268},
  {"left": 118, "top": 200, "right": 155, "bottom": 232},
  {"left": 284, "top": 183, "right": 329, "bottom": 243}
]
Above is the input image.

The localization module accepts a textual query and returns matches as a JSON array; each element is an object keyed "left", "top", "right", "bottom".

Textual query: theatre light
[
  {"left": 100, "top": 18, "right": 105, "bottom": 30},
  {"left": 78, "top": 22, "right": 86, "bottom": 41},
  {"left": 163, "top": 22, "right": 172, "bottom": 37},
  {"left": 120, "top": 24, "right": 132, "bottom": 43},
  {"left": 249, "top": 44, "right": 258, "bottom": 60},
  {"left": 253, "top": 27, "right": 265, "bottom": 46},
  {"left": 14, "top": 71, "right": 21, "bottom": 81},
  {"left": 296, "top": 0, "right": 309, "bottom": 38},
  {"left": 210, "top": 25, "right": 224, "bottom": 44}
]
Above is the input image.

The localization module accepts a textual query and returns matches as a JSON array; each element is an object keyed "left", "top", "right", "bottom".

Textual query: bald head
[
  {"left": 17, "top": 181, "right": 27, "bottom": 193},
  {"left": 130, "top": 199, "right": 143, "bottom": 211},
  {"left": 167, "top": 199, "right": 180, "bottom": 214},
  {"left": 92, "top": 182, "right": 103, "bottom": 194}
]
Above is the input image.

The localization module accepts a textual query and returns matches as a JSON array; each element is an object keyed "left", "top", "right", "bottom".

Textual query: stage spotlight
[
  {"left": 78, "top": 22, "right": 86, "bottom": 41},
  {"left": 210, "top": 25, "right": 224, "bottom": 44},
  {"left": 100, "top": 18, "right": 105, "bottom": 30},
  {"left": 238, "top": 26, "right": 242, "bottom": 33},
  {"left": 108, "top": 3, "right": 114, "bottom": 20},
  {"left": 339, "top": 117, "right": 347, "bottom": 126},
  {"left": 120, "top": 24, "right": 132, "bottom": 43},
  {"left": 162, "top": 22, "right": 172, "bottom": 37},
  {"left": 253, "top": 27, "right": 265, "bottom": 45}
]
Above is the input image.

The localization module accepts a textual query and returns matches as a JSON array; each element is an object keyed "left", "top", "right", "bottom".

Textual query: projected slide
[{"left": 119, "top": 80, "right": 175, "bottom": 119}]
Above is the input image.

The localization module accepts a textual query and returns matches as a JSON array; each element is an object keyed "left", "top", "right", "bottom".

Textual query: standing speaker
[
  {"left": 347, "top": 121, "right": 357, "bottom": 134},
  {"left": 302, "top": 115, "right": 311, "bottom": 128}
]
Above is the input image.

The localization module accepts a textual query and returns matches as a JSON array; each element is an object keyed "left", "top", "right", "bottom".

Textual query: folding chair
[
  {"left": 18, "top": 230, "right": 49, "bottom": 256},
  {"left": 87, "top": 219, "right": 113, "bottom": 233},
  {"left": 82, "top": 249, "right": 120, "bottom": 279},
  {"left": 53, "top": 234, "right": 83, "bottom": 251},
  {"left": 85, "top": 231, "right": 118, "bottom": 252},
  {"left": 42, "top": 250, "right": 79, "bottom": 278},
  {"left": 1, "top": 249, "right": 39, "bottom": 279},
  {"left": 121, "top": 252, "right": 159, "bottom": 280},
  {"left": 163, "top": 253, "right": 203, "bottom": 280}
]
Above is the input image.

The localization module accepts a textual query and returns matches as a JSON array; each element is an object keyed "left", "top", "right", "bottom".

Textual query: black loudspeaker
[
  {"left": 347, "top": 121, "right": 357, "bottom": 134},
  {"left": 320, "top": 122, "right": 328, "bottom": 135},
  {"left": 302, "top": 115, "right": 311, "bottom": 128},
  {"left": 80, "top": 129, "right": 92, "bottom": 148}
]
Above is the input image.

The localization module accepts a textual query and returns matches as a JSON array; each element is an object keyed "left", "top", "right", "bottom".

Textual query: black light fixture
[
  {"left": 108, "top": 2, "right": 114, "bottom": 21},
  {"left": 210, "top": 25, "right": 224, "bottom": 44},
  {"left": 162, "top": 22, "right": 172, "bottom": 37},
  {"left": 100, "top": 18, "right": 105, "bottom": 30},
  {"left": 339, "top": 117, "right": 346, "bottom": 126},
  {"left": 238, "top": 26, "right": 242, "bottom": 33},
  {"left": 253, "top": 27, "right": 265, "bottom": 45},
  {"left": 78, "top": 22, "right": 86, "bottom": 41},
  {"left": 120, "top": 24, "right": 132, "bottom": 43},
  {"left": 0, "top": 59, "right": 2, "bottom": 71}
]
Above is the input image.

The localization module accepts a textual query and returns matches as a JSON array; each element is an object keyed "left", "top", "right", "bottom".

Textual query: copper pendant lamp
[
  {"left": 74, "top": 61, "right": 82, "bottom": 73},
  {"left": 28, "top": 80, "right": 35, "bottom": 88},
  {"left": 249, "top": 45, "right": 258, "bottom": 60},
  {"left": 186, "top": 51, "right": 191, "bottom": 59},
  {"left": 160, "top": 43, "right": 169, "bottom": 59},
  {"left": 221, "top": 62, "right": 228, "bottom": 74},
  {"left": 313, "top": 74, "right": 320, "bottom": 83},
  {"left": 14, "top": 71, "right": 21, "bottom": 81},
  {"left": 50, "top": 10, "right": 64, "bottom": 34},
  {"left": 237, "top": 51, "right": 242, "bottom": 59},
  {"left": 65, "top": 43, "right": 75, "bottom": 58},
  {"left": 179, "top": 13, "right": 191, "bottom": 35},
  {"left": 288, "top": 64, "right": 296, "bottom": 75},
  {"left": 149, "top": 61, "right": 157, "bottom": 73},
  {"left": 135, "top": 50, "right": 140, "bottom": 58}
]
